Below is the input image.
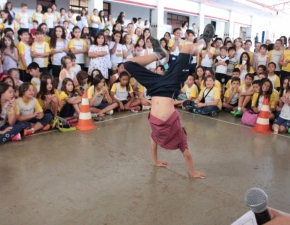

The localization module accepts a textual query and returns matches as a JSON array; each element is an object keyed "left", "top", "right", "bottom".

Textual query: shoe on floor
[
  {"left": 235, "top": 110, "right": 243, "bottom": 117},
  {"left": 91, "top": 113, "right": 98, "bottom": 118},
  {"left": 24, "top": 128, "right": 35, "bottom": 136},
  {"left": 149, "top": 36, "right": 167, "bottom": 60},
  {"left": 131, "top": 106, "right": 140, "bottom": 112},
  {"left": 185, "top": 105, "right": 194, "bottom": 113},
  {"left": 202, "top": 24, "right": 215, "bottom": 43},
  {"left": 211, "top": 111, "right": 217, "bottom": 117},
  {"left": 41, "top": 124, "right": 50, "bottom": 131},
  {"left": 93, "top": 115, "right": 105, "bottom": 121},
  {"left": 105, "top": 110, "right": 114, "bottom": 115},
  {"left": 231, "top": 110, "right": 237, "bottom": 115},
  {"left": 11, "top": 133, "right": 21, "bottom": 141}
]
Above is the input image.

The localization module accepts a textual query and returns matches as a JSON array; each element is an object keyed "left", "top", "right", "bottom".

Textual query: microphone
[{"left": 245, "top": 188, "right": 271, "bottom": 225}]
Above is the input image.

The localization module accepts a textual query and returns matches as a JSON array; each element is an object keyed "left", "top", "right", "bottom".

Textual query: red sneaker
[
  {"left": 41, "top": 124, "right": 50, "bottom": 131},
  {"left": 11, "top": 133, "right": 21, "bottom": 141},
  {"left": 24, "top": 128, "right": 35, "bottom": 136}
]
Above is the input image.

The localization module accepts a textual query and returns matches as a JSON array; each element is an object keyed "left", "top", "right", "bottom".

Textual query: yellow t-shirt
[
  {"left": 59, "top": 91, "right": 71, "bottom": 105},
  {"left": 44, "top": 36, "right": 51, "bottom": 44},
  {"left": 268, "top": 74, "right": 280, "bottom": 89},
  {"left": 181, "top": 84, "right": 198, "bottom": 99},
  {"left": 226, "top": 79, "right": 244, "bottom": 89},
  {"left": 251, "top": 93, "right": 276, "bottom": 110},
  {"left": 69, "top": 39, "right": 88, "bottom": 64},
  {"left": 246, "top": 51, "right": 254, "bottom": 64},
  {"left": 224, "top": 88, "right": 239, "bottom": 104},
  {"left": 281, "top": 49, "right": 290, "bottom": 72},
  {"left": 18, "top": 42, "right": 32, "bottom": 70},
  {"left": 16, "top": 98, "right": 43, "bottom": 115},
  {"left": 0, "top": 20, "right": 18, "bottom": 30},
  {"left": 111, "top": 83, "right": 133, "bottom": 101},
  {"left": 273, "top": 90, "right": 279, "bottom": 102},
  {"left": 200, "top": 80, "right": 221, "bottom": 91},
  {"left": 32, "top": 13, "right": 45, "bottom": 24},
  {"left": 31, "top": 41, "right": 50, "bottom": 67},
  {"left": 37, "top": 89, "right": 60, "bottom": 109},
  {"left": 198, "top": 87, "right": 222, "bottom": 109}
]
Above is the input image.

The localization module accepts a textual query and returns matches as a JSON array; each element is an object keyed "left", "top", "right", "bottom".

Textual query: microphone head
[{"left": 245, "top": 188, "right": 268, "bottom": 213}]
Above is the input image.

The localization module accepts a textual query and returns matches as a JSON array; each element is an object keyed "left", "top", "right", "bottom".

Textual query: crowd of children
[{"left": 0, "top": 2, "right": 290, "bottom": 144}]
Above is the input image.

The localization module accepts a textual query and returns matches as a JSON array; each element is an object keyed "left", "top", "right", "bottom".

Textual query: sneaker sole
[
  {"left": 149, "top": 36, "right": 166, "bottom": 58},
  {"left": 202, "top": 24, "right": 215, "bottom": 43}
]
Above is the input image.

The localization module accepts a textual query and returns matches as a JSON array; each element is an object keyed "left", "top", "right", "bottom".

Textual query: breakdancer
[{"left": 124, "top": 24, "right": 215, "bottom": 178}]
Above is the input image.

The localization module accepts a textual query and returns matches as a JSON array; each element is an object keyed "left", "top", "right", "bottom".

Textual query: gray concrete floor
[{"left": 0, "top": 110, "right": 290, "bottom": 225}]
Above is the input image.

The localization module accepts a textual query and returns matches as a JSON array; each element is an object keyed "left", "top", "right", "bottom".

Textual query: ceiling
[{"left": 245, "top": 0, "right": 290, "bottom": 13}]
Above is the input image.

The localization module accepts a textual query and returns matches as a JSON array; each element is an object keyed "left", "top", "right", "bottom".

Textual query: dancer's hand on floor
[{"left": 155, "top": 161, "right": 168, "bottom": 167}]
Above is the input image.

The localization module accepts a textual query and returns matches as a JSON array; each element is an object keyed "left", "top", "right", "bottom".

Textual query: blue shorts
[
  {"left": 93, "top": 103, "right": 111, "bottom": 109},
  {"left": 274, "top": 117, "right": 290, "bottom": 130}
]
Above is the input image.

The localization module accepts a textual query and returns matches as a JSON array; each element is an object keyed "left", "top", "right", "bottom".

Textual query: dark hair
[
  {"left": 81, "top": 27, "right": 92, "bottom": 41},
  {"left": 204, "top": 75, "right": 215, "bottom": 83},
  {"left": 61, "top": 78, "right": 75, "bottom": 95},
  {"left": 156, "top": 65, "right": 165, "bottom": 72},
  {"left": 60, "top": 8, "right": 65, "bottom": 13},
  {"left": 276, "top": 39, "right": 282, "bottom": 45},
  {"left": 228, "top": 46, "right": 236, "bottom": 52},
  {"left": 205, "top": 69, "right": 215, "bottom": 76},
  {"left": 245, "top": 40, "right": 252, "bottom": 44},
  {"left": 134, "top": 27, "right": 142, "bottom": 35},
  {"left": 223, "top": 37, "right": 231, "bottom": 46},
  {"left": 38, "top": 23, "right": 47, "bottom": 30},
  {"left": 260, "top": 44, "right": 268, "bottom": 50},
  {"left": 159, "top": 38, "right": 169, "bottom": 52},
  {"left": 19, "top": 82, "right": 32, "bottom": 97},
  {"left": 240, "top": 52, "right": 251, "bottom": 72},
  {"left": 98, "top": 10, "right": 105, "bottom": 23},
  {"left": 4, "top": 2, "right": 13, "bottom": 10},
  {"left": 67, "top": 53, "right": 76, "bottom": 60},
  {"left": 1, "top": 35, "right": 16, "bottom": 53},
  {"left": 268, "top": 62, "right": 276, "bottom": 68},
  {"left": 258, "top": 71, "right": 268, "bottom": 78},
  {"left": 231, "top": 77, "right": 240, "bottom": 84},
  {"left": 164, "top": 32, "right": 171, "bottom": 39},
  {"left": 37, "top": 74, "right": 54, "bottom": 100},
  {"left": 281, "top": 76, "right": 290, "bottom": 97},
  {"left": 116, "top": 12, "right": 125, "bottom": 25},
  {"left": 92, "top": 74, "right": 105, "bottom": 88},
  {"left": 88, "top": 69, "right": 103, "bottom": 84},
  {"left": 76, "top": 71, "right": 88, "bottom": 86},
  {"left": 220, "top": 46, "right": 227, "bottom": 52},
  {"left": 94, "top": 33, "right": 105, "bottom": 46},
  {"left": 252, "top": 80, "right": 261, "bottom": 85},
  {"left": 195, "top": 66, "right": 205, "bottom": 78},
  {"left": 71, "top": 26, "right": 81, "bottom": 39},
  {"left": 35, "top": 28, "right": 45, "bottom": 35},
  {"left": 142, "top": 28, "right": 151, "bottom": 37},
  {"left": 280, "top": 36, "right": 287, "bottom": 46},
  {"left": 186, "top": 29, "right": 195, "bottom": 37},
  {"left": 112, "top": 31, "right": 122, "bottom": 43},
  {"left": 173, "top": 28, "right": 181, "bottom": 34},
  {"left": 116, "top": 71, "right": 130, "bottom": 91},
  {"left": 32, "top": 20, "right": 39, "bottom": 24},
  {"left": 232, "top": 68, "right": 240, "bottom": 74},
  {"left": 81, "top": 8, "right": 87, "bottom": 16},
  {"left": 2, "top": 9, "right": 13, "bottom": 25},
  {"left": 267, "top": 43, "right": 274, "bottom": 51},
  {"left": 76, "top": 15, "right": 81, "bottom": 21},
  {"left": 215, "top": 37, "right": 223, "bottom": 43},
  {"left": 27, "top": 62, "right": 40, "bottom": 70},
  {"left": 68, "top": 9, "right": 74, "bottom": 14},
  {"left": 182, "top": 21, "right": 188, "bottom": 28},
  {"left": 123, "top": 34, "right": 132, "bottom": 45},
  {"left": 20, "top": 3, "right": 27, "bottom": 7},
  {"left": 50, "top": 25, "right": 66, "bottom": 48},
  {"left": 113, "top": 22, "right": 122, "bottom": 33},
  {"left": 132, "top": 17, "right": 137, "bottom": 23},
  {"left": 135, "top": 38, "right": 146, "bottom": 49},
  {"left": 256, "top": 78, "right": 273, "bottom": 107},
  {"left": 257, "top": 65, "right": 267, "bottom": 71},
  {"left": 4, "top": 27, "right": 14, "bottom": 35},
  {"left": 0, "top": 82, "right": 13, "bottom": 120},
  {"left": 2, "top": 76, "right": 15, "bottom": 89},
  {"left": 245, "top": 74, "right": 254, "bottom": 80}
]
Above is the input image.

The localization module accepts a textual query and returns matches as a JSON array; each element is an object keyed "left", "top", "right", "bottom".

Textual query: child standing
[
  {"left": 215, "top": 46, "right": 229, "bottom": 86},
  {"left": 30, "top": 20, "right": 39, "bottom": 43},
  {"left": 69, "top": 26, "right": 88, "bottom": 70},
  {"left": 1, "top": 10, "right": 18, "bottom": 32},
  {"left": 1, "top": 35, "right": 18, "bottom": 73},
  {"left": 18, "top": 29, "right": 32, "bottom": 82},
  {"left": 222, "top": 77, "right": 240, "bottom": 111},
  {"left": 27, "top": 62, "right": 41, "bottom": 93},
  {"left": 146, "top": 37, "right": 157, "bottom": 72},
  {"left": 68, "top": 53, "right": 81, "bottom": 76},
  {"left": 251, "top": 78, "right": 276, "bottom": 120},
  {"left": 59, "top": 78, "right": 81, "bottom": 118},
  {"left": 31, "top": 29, "right": 50, "bottom": 72},
  {"left": 279, "top": 39, "right": 290, "bottom": 84},
  {"left": 167, "top": 28, "right": 182, "bottom": 68},
  {"left": 234, "top": 38, "right": 244, "bottom": 62},
  {"left": 244, "top": 40, "right": 254, "bottom": 65},
  {"left": 58, "top": 56, "right": 78, "bottom": 92},
  {"left": 268, "top": 62, "right": 281, "bottom": 91},
  {"left": 38, "top": 23, "right": 51, "bottom": 44},
  {"left": 16, "top": 83, "right": 52, "bottom": 136},
  {"left": 43, "top": 7, "right": 55, "bottom": 36},
  {"left": 110, "top": 71, "right": 141, "bottom": 111},
  {"left": 158, "top": 38, "right": 170, "bottom": 71},
  {"left": 88, "top": 74, "right": 118, "bottom": 120},
  {"left": 90, "top": 9, "right": 99, "bottom": 36},
  {"left": 134, "top": 38, "right": 147, "bottom": 57},
  {"left": 267, "top": 39, "right": 283, "bottom": 76},
  {"left": 37, "top": 74, "right": 62, "bottom": 117},
  {"left": 32, "top": 4, "right": 44, "bottom": 25},
  {"left": 235, "top": 52, "right": 254, "bottom": 81},
  {"left": 0, "top": 83, "right": 22, "bottom": 144},
  {"left": 122, "top": 34, "right": 134, "bottom": 61},
  {"left": 200, "top": 41, "right": 215, "bottom": 70},
  {"left": 16, "top": 3, "right": 29, "bottom": 32},
  {"left": 255, "top": 44, "right": 268, "bottom": 72},
  {"left": 67, "top": 10, "right": 76, "bottom": 32},
  {"left": 50, "top": 25, "right": 68, "bottom": 89},
  {"left": 88, "top": 33, "right": 109, "bottom": 78},
  {"left": 110, "top": 31, "right": 123, "bottom": 74},
  {"left": 225, "top": 68, "right": 244, "bottom": 90}
]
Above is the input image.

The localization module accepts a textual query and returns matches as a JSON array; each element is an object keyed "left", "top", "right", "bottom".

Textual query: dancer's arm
[{"left": 151, "top": 138, "right": 168, "bottom": 167}]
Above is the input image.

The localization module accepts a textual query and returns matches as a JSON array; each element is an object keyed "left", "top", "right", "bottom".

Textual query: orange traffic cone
[
  {"left": 252, "top": 98, "right": 271, "bottom": 134},
  {"left": 76, "top": 91, "right": 97, "bottom": 131}
]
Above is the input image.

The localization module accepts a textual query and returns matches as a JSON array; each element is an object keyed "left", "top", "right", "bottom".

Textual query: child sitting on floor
[
  {"left": 88, "top": 74, "right": 118, "bottom": 121},
  {"left": 267, "top": 62, "right": 281, "bottom": 91},
  {"left": 178, "top": 74, "right": 198, "bottom": 102},
  {"left": 16, "top": 82, "right": 52, "bottom": 136},
  {"left": 222, "top": 77, "right": 240, "bottom": 111},
  {"left": 232, "top": 74, "right": 254, "bottom": 116},
  {"left": 110, "top": 71, "right": 141, "bottom": 111},
  {"left": 225, "top": 68, "right": 244, "bottom": 90}
]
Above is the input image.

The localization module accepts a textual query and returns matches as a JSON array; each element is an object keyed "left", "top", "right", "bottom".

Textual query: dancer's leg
[
  {"left": 183, "top": 148, "right": 206, "bottom": 178},
  {"left": 151, "top": 138, "right": 168, "bottom": 167}
]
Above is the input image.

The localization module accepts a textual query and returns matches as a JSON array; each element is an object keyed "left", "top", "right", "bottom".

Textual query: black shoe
[
  {"left": 185, "top": 105, "right": 194, "bottom": 113},
  {"left": 211, "top": 111, "right": 217, "bottom": 117},
  {"left": 202, "top": 24, "right": 215, "bottom": 43},
  {"left": 149, "top": 36, "right": 167, "bottom": 59}
]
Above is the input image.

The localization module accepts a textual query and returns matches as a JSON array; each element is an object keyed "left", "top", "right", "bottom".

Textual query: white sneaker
[
  {"left": 91, "top": 113, "right": 98, "bottom": 118},
  {"left": 105, "top": 110, "right": 114, "bottom": 115},
  {"left": 142, "top": 105, "right": 151, "bottom": 110}
]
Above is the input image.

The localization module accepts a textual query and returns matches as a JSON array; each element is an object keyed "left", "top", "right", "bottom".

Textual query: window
[
  {"left": 37, "top": 0, "right": 54, "bottom": 12},
  {"left": 167, "top": 13, "right": 189, "bottom": 30},
  {"left": 103, "top": 2, "right": 111, "bottom": 18},
  {"left": 70, "top": 0, "right": 88, "bottom": 15}
]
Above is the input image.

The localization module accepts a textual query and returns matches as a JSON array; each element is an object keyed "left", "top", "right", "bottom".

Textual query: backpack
[{"left": 51, "top": 116, "right": 78, "bottom": 132}]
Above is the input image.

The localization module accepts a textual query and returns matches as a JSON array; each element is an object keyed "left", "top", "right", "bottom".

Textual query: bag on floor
[
  {"left": 241, "top": 111, "right": 258, "bottom": 126},
  {"left": 51, "top": 116, "right": 78, "bottom": 132}
]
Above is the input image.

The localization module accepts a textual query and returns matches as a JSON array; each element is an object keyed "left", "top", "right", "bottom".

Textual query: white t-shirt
[
  {"left": 234, "top": 48, "right": 244, "bottom": 62},
  {"left": 44, "top": 13, "right": 54, "bottom": 28},
  {"left": 52, "top": 40, "right": 68, "bottom": 66},
  {"left": 17, "top": 12, "right": 29, "bottom": 28},
  {"left": 215, "top": 56, "right": 230, "bottom": 74},
  {"left": 122, "top": 45, "right": 134, "bottom": 60},
  {"left": 280, "top": 96, "right": 290, "bottom": 120},
  {"left": 91, "top": 15, "right": 99, "bottom": 28},
  {"left": 88, "top": 85, "right": 104, "bottom": 106},
  {"left": 109, "top": 42, "right": 123, "bottom": 64}
]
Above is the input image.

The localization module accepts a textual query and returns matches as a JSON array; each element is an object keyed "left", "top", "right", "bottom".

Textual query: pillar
[
  {"left": 88, "top": 0, "right": 103, "bottom": 14},
  {"left": 196, "top": 3, "right": 205, "bottom": 36},
  {"left": 228, "top": 10, "right": 235, "bottom": 41},
  {"left": 0, "top": 0, "right": 6, "bottom": 10},
  {"left": 151, "top": 0, "right": 164, "bottom": 39}
]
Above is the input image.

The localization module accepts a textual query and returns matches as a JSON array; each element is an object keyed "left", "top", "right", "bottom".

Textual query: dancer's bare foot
[
  {"left": 154, "top": 161, "right": 168, "bottom": 167},
  {"left": 189, "top": 171, "right": 206, "bottom": 178}
]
